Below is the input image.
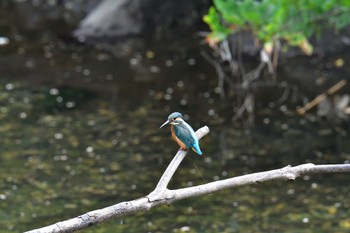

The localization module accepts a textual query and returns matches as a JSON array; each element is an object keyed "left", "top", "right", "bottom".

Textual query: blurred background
[{"left": 1, "top": 0, "right": 350, "bottom": 232}]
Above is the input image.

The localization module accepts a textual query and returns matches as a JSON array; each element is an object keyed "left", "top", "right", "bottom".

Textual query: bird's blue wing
[
  {"left": 174, "top": 124, "right": 195, "bottom": 149},
  {"left": 174, "top": 122, "right": 202, "bottom": 155}
]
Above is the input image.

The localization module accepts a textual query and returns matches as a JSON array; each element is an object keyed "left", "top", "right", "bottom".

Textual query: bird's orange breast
[{"left": 171, "top": 125, "right": 187, "bottom": 149}]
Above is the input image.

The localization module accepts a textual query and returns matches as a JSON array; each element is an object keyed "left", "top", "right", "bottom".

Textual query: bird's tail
[{"left": 192, "top": 144, "right": 203, "bottom": 155}]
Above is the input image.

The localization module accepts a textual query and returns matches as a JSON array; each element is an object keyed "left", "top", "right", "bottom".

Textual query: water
[{"left": 1, "top": 2, "right": 350, "bottom": 233}]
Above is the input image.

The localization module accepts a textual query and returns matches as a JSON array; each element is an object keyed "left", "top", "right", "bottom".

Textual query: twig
[
  {"left": 297, "top": 79, "right": 347, "bottom": 115},
  {"left": 26, "top": 126, "right": 350, "bottom": 233},
  {"left": 272, "top": 39, "right": 280, "bottom": 72},
  {"left": 237, "top": 33, "right": 246, "bottom": 77},
  {"left": 232, "top": 94, "right": 254, "bottom": 121}
]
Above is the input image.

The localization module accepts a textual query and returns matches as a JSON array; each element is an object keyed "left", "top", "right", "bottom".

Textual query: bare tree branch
[
  {"left": 26, "top": 126, "right": 350, "bottom": 233},
  {"left": 297, "top": 79, "right": 347, "bottom": 115}
]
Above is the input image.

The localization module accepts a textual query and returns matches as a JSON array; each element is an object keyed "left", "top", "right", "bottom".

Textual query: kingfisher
[{"left": 160, "top": 112, "right": 203, "bottom": 155}]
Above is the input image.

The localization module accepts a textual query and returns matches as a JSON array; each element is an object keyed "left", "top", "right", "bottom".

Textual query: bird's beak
[{"left": 160, "top": 120, "right": 170, "bottom": 128}]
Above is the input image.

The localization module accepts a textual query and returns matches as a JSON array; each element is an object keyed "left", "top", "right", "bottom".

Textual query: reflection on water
[{"left": 1, "top": 3, "right": 350, "bottom": 233}]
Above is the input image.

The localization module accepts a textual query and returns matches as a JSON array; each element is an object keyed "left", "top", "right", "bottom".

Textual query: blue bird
[{"left": 160, "top": 112, "right": 203, "bottom": 155}]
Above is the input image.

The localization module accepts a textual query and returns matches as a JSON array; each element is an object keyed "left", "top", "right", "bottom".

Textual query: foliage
[{"left": 203, "top": 0, "right": 350, "bottom": 54}]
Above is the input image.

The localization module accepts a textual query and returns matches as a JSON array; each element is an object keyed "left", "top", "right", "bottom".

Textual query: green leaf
[
  {"left": 340, "top": 0, "right": 350, "bottom": 7},
  {"left": 204, "top": 0, "right": 350, "bottom": 50}
]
